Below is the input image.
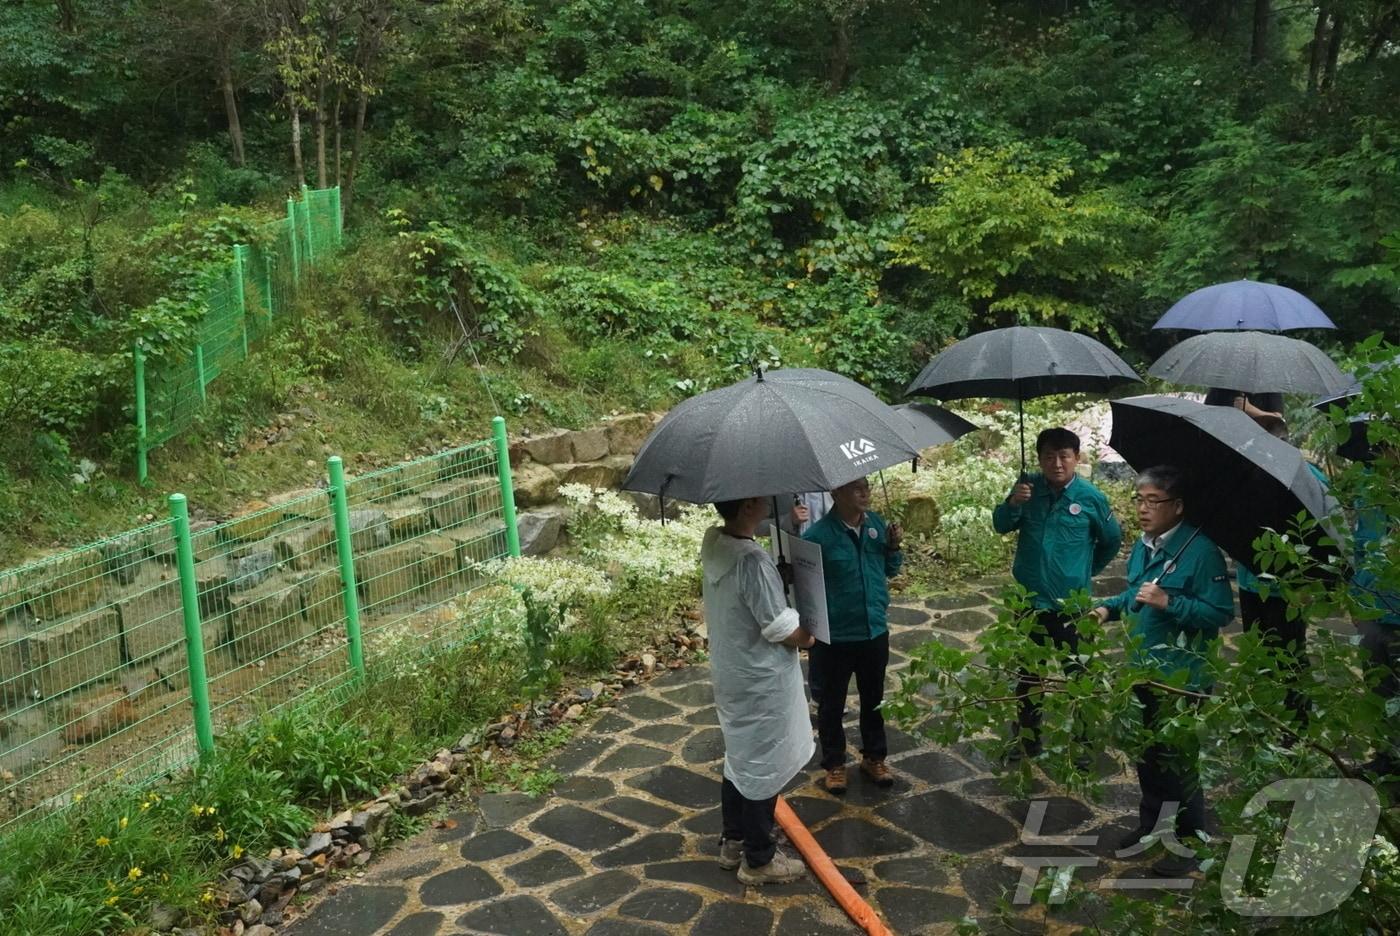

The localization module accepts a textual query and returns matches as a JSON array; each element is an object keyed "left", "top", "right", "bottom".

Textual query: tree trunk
[
  {"left": 219, "top": 46, "right": 246, "bottom": 167},
  {"left": 1322, "top": 11, "right": 1345, "bottom": 91},
  {"left": 343, "top": 88, "right": 368, "bottom": 217},
  {"left": 55, "top": 0, "right": 77, "bottom": 33},
  {"left": 290, "top": 99, "right": 304, "bottom": 183},
  {"left": 334, "top": 86, "right": 343, "bottom": 187},
  {"left": 315, "top": 73, "right": 328, "bottom": 188},
  {"left": 1308, "top": 6, "right": 1330, "bottom": 92},
  {"left": 1250, "top": 0, "right": 1270, "bottom": 64},
  {"left": 827, "top": 17, "right": 851, "bottom": 93}
]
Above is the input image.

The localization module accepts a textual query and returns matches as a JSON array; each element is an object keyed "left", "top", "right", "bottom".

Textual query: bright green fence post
[
  {"left": 287, "top": 197, "right": 300, "bottom": 284},
  {"left": 327, "top": 456, "right": 365, "bottom": 677},
  {"left": 301, "top": 184, "right": 315, "bottom": 265},
  {"left": 195, "top": 344, "right": 208, "bottom": 404},
  {"left": 492, "top": 416, "right": 521, "bottom": 558},
  {"left": 263, "top": 250, "right": 275, "bottom": 320},
  {"left": 233, "top": 244, "right": 249, "bottom": 358},
  {"left": 331, "top": 186, "right": 343, "bottom": 247},
  {"left": 134, "top": 343, "right": 149, "bottom": 485},
  {"left": 170, "top": 494, "right": 216, "bottom": 758}
]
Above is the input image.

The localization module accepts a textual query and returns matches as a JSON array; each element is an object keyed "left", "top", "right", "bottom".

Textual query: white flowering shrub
[
  {"left": 559, "top": 485, "right": 712, "bottom": 586},
  {"left": 481, "top": 555, "right": 612, "bottom": 607}
]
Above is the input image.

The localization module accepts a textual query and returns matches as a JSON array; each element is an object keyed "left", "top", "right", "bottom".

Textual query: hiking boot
[
  {"left": 1113, "top": 824, "right": 1155, "bottom": 855},
  {"left": 1150, "top": 853, "right": 1200, "bottom": 877},
  {"left": 822, "top": 765, "right": 847, "bottom": 795},
  {"left": 737, "top": 851, "right": 805, "bottom": 885},
  {"left": 717, "top": 838, "right": 743, "bottom": 870},
  {"left": 860, "top": 757, "right": 895, "bottom": 788}
]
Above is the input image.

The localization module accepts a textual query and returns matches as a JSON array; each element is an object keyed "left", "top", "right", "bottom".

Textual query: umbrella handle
[
  {"left": 772, "top": 496, "right": 795, "bottom": 597},
  {"left": 1018, "top": 396, "right": 1027, "bottom": 479}
]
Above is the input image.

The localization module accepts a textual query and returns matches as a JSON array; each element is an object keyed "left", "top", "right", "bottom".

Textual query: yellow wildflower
[
  {"left": 139, "top": 801, "right": 151, "bottom": 811},
  {"left": 95, "top": 836, "right": 111, "bottom": 848},
  {"left": 105, "top": 896, "right": 118, "bottom": 907},
  {"left": 132, "top": 886, "right": 143, "bottom": 896},
  {"left": 73, "top": 793, "right": 84, "bottom": 803},
  {"left": 214, "top": 825, "right": 226, "bottom": 843},
  {"left": 200, "top": 890, "right": 215, "bottom": 905},
  {"left": 119, "top": 816, "right": 128, "bottom": 830},
  {"left": 127, "top": 867, "right": 143, "bottom": 881},
  {"left": 230, "top": 844, "right": 244, "bottom": 859}
]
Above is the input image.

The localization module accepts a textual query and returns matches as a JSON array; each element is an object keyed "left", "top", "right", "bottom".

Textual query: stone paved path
[{"left": 283, "top": 567, "right": 1298, "bottom": 936}]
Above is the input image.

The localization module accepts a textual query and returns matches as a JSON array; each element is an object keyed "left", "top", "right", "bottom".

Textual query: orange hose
[{"left": 775, "top": 795, "right": 895, "bottom": 936}]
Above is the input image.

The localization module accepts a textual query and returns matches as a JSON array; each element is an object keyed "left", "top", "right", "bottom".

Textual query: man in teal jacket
[
  {"left": 992, "top": 427, "right": 1123, "bottom": 755},
  {"left": 1093, "top": 465, "right": 1233, "bottom": 878},
  {"left": 1352, "top": 483, "right": 1399, "bottom": 782},
  {"left": 803, "top": 476, "right": 903, "bottom": 794}
]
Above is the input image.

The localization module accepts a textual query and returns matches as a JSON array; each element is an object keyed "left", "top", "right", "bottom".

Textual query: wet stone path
[{"left": 284, "top": 567, "right": 1267, "bottom": 935}]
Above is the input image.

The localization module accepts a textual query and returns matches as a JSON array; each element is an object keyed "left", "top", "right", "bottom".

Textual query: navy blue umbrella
[{"left": 1153, "top": 280, "right": 1336, "bottom": 332}]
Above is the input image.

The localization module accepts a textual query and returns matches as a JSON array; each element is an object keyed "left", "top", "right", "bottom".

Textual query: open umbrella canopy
[
  {"left": 892, "top": 403, "right": 979, "bottom": 450},
  {"left": 1148, "top": 331, "right": 1350, "bottom": 397},
  {"left": 622, "top": 368, "right": 921, "bottom": 504},
  {"left": 1152, "top": 280, "right": 1336, "bottom": 332},
  {"left": 905, "top": 326, "right": 1140, "bottom": 402},
  {"left": 1108, "top": 395, "right": 1336, "bottom": 572}
]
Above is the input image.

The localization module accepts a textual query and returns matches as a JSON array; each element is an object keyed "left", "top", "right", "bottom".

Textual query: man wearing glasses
[
  {"left": 1093, "top": 465, "right": 1233, "bottom": 877},
  {"left": 993, "top": 427, "right": 1123, "bottom": 758}
]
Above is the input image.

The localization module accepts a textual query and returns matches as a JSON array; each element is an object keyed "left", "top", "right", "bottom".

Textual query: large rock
[
  {"left": 354, "top": 543, "right": 421, "bottom": 612},
  {"left": 116, "top": 566, "right": 185, "bottom": 663},
  {"left": 28, "top": 551, "right": 109, "bottom": 621},
  {"left": 415, "top": 534, "right": 464, "bottom": 597},
  {"left": 622, "top": 491, "right": 663, "bottom": 520},
  {"left": 902, "top": 494, "right": 941, "bottom": 536},
  {"left": 384, "top": 505, "right": 431, "bottom": 542},
  {"left": 442, "top": 520, "right": 509, "bottom": 574},
  {"left": 229, "top": 550, "right": 280, "bottom": 592},
  {"left": 420, "top": 483, "right": 475, "bottom": 530},
  {"left": 227, "top": 577, "right": 307, "bottom": 663},
  {"left": 265, "top": 488, "right": 326, "bottom": 523},
  {"left": 518, "top": 507, "right": 566, "bottom": 557},
  {"left": 295, "top": 569, "right": 345, "bottom": 630},
  {"left": 389, "top": 457, "right": 441, "bottom": 496},
  {"left": 346, "top": 509, "right": 391, "bottom": 553},
  {"left": 522, "top": 430, "right": 574, "bottom": 466},
  {"left": 568, "top": 428, "right": 610, "bottom": 462},
  {"left": 271, "top": 523, "right": 335, "bottom": 570},
  {"left": 0, "top": 619, "right": 33, "bottom": 705},
  {"left": 28, "top": 607, "right": 122, "bottom": 697},
  {"left": 218, "top": 502, "right": 282, "bottom": 544},
  {"left": 603, "top": 414, "right": 654, "bottom": 456},
  {"left": 513, "top": 462, "right": 559, "bottom": 508},
  {"left": 558, "top": 460, "right": 625, "bottom": 489}
]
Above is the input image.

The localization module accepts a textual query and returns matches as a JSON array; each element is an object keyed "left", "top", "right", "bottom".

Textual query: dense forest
[{"left": 1, "top": 0, "right": 1398, "bottom": 549}]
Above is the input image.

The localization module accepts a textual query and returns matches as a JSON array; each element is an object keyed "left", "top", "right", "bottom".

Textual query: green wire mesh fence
[
  {"left": 0, "top": 418, "right": 518, "bottom": 834},
  {"left": 134, "top": 186, "right": 343, "bottom": 484}
]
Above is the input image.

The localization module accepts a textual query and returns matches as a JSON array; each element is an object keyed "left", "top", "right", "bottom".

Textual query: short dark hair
[
  {"left": 1136, "top": 465, "right": 1185, "bottom": 501},
  {"left": 713, "top": 499, "right": 745, "bottom": 521},
  {"left": 1036, "top": 427, "right": 1080, "bottom": 455}
]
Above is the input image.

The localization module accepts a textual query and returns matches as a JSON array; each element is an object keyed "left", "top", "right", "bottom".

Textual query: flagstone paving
[{"left": 286, "top": 566, "right": 1253, "bottom": 936}]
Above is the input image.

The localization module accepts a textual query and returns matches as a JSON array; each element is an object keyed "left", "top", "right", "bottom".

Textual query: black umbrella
[
  {"left": 1151, "top": 280, "right": 1336, "bottom": 332},
  {"left": 1108, "top": 395, "right": 1336, "bottom": 573},
  {"left": 892, "top": 403, "right": 979, "bottom": 451},
  {"left": 1148, "top": 332, "right": 1350, "bottom": 397},
  {"left": 1312, "top": 356, "right": 1400, "bottom": 462},
  {"left": 622, "top": 368, "right": 922, "bottom": 505},
  {"left": 905, "top": 326, "right": 1140, "bottom": 473}
]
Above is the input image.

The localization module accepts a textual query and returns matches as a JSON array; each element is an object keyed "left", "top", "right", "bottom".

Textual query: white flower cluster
[
  {"left": 481, "top": 555, "right": 612, "bottom": 607},
  {"left": 559, "top": 485, "right": 712, "bottom": 584}
]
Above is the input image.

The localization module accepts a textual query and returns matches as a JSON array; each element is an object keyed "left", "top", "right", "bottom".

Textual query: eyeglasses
[{"left": 1131, "top": 494, "right": 1180, "bottom": 508}]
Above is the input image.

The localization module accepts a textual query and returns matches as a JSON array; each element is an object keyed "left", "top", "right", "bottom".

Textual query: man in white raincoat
[{"left": 702, "top": 496, "right": 815, "bottom": 885}]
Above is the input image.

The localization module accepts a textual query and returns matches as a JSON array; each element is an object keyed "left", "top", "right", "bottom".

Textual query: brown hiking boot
[
  {"left": 737, "top": 852, "right": 806, "bottom": 885},
  {"left": 823, "top": 765, "right": 847, "bottom": 795},
  {"left": 860, "top": 757, "right": 895, "bottom": 788}
]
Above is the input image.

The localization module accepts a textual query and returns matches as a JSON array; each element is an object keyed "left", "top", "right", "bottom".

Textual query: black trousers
[
  {"left": 1133, "top": 686, "right": 1207, "bottom": 840},
  {"left": 1240, "top": 589, "right": 1310, "bottom": 726},
  {"left": 1358, "top": 618, "right": 1400, "bottom": 771},
  {"left": 1017, "top": 610, "right": 1083, "bottom": 737},
  {"left": 810, "top": 633, "right": 889, "bottom": 769},
  {"left": 721, "top": 776, "right": 777, "bottom": 867}
]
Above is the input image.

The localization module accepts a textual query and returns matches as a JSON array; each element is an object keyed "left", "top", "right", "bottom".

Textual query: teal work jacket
[
  {"left": 992, "top": 473, "right": 1123, "bottom": 610},
  {"left": 1237, "top": 462, "right": 1330, "bottom": 595},
  {"left": 1101, "top": 522, "right": 1234, "bottom": 692},
  {"left": 803, "top": 510, "right": 903, "bottom": 644}
]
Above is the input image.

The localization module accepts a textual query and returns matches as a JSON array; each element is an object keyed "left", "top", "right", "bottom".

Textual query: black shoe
[
  {"left": 1113, "top": 825, "right": 1154, "bottom": 853},
  {"left": 1150, "top": 853, "right": 1199, "bottom": 877},
  {"left": 1004, "top": 725, "right": 1042, "bottom": 761}
]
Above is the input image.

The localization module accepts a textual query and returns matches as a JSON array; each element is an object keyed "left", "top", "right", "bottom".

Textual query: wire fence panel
[
  {"left": 0, "top": 521, "right": 204, "bottom": 832},
  {"left": 0, "top": 427, "right": 516, "bottom": 834},
  {"left": 345, "top": 441, "right": 511, "bottom": 655},
  {"left": 135, "top": 187, "right": 342, "bottom": 483}
]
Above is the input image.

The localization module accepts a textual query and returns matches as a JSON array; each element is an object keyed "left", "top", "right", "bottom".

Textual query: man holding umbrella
[{"left": 994, "top": 427, "right": 1123, "bottom": 758}]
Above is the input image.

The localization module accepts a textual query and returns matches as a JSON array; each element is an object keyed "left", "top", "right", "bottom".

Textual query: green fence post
[
  {"left": 301, "top": 184, "right": 315, "bottom": 265},
  {"left": 331, "top": 185, "right": 343, "bottom": 247},
  {"left": 287, "top": 198, "right": 301, "bottom": 284},
  {"left": 195, "top": 344, "right": 208, "bottom": 404},
  {"left": 263, "top": 250, "right": 275, "bottom": 320},
  {"left": 327, "top": 455, "right": 365, "bottom": 676},
  {"left": 170, "top": 493, "right": 216, "bottom": 758},
  {"left": 492, "top": 416, "right": 521, "bottom": 558},
  {"left": 134, "top": 343, "right": 149, "bottom": 485},
  {"left": 232, "top": 244, "right": 249, "bottom": 358}
]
